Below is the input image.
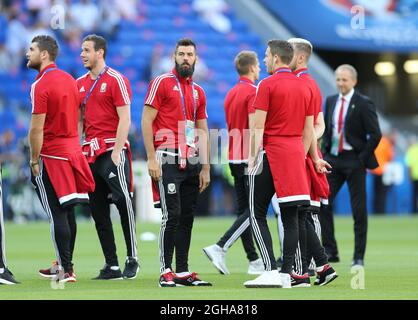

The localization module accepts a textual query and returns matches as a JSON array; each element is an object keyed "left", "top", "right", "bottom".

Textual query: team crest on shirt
[
  {"left": 173, "top": 85, "right": 180, "bottom": 91},
  {"left": 193, "top": 89, "right": 199, "bottom": 99},
  {"left": 100, "top": 82, "right": 107, "bottom": 92},
  {"left": 79, "top": 86, "right": 85, "bottom": 92}
]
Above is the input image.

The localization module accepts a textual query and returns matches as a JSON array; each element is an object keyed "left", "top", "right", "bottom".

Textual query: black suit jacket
[{"left": 322, "top": 90, "right": 382, "bottom": 170}]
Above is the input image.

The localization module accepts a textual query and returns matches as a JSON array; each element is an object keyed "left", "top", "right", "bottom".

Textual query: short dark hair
[
  {"left": 32, "top": 35, "right": 59, "bottom": 61},
  {"left": 175, "top": 38, "right": 196, "bottom": 53},
  {"left": 267, "top": 40, "right": 294, "bottom": 65},
  {"left": 234, "top": 51, "right": 258, "bottom": 76},
  {"left": 83, "top": 34, "right": 107, "bottom": 59}
]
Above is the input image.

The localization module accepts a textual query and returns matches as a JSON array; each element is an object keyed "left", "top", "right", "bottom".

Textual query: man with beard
[
  {"left": 0, "top": 163, "right": 19, "bottom": 285},
  {"left": 27, "top": 35, "right": 95, "bottom": 283},
  {"left": 142, "top": 38, "right": 211, "bottom": 287},
  {"left": 76, "top": 34, "right": 138, "bottom": 280}
]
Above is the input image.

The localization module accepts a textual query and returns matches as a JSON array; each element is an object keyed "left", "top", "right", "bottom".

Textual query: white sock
[
  {"left": 176, "top": 271, "right": 190, "bottom": 277},
  {"left": 110, "top": 266, "right": 120, "bottom": 271}
]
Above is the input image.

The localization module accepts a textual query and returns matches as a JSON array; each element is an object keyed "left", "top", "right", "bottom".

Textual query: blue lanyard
[
  {"left": 274, "top": 68, "right": 292, "bottom": 74},
  {"left": 295, "top": 70, "right": 309, "bottom": 78},
  {"left": 82, "top": 66, "right": 109, "bottom": 108},
  {"left": 173, "top": 74, "right": 196, "bottom": 121},
  {"left": 41, "top": 67, "right": 57, "bottom": 76}
]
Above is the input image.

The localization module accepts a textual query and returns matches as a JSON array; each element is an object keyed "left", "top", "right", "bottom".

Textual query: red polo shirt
[
  {"left": 253, "top": 67, "right": 313, "bottom": 143},
  {"left": 31, "top": 63, "right": 80, "bottom": 155},
  {"left": 77, "top": 67, "right": 132, "bottom": 141},
  {"left": 224, "top": 76, "right": 256, "bottom": 162},
  {"left": 294, "top": 68, "right": 322, "bottom": 122},
  {"left": 144, "top": 68, "right": 207, "bottom": 150}
]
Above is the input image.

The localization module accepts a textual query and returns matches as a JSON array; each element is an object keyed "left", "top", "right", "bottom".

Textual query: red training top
[
  {"left": 31, "top": 63, "right": 80, "bottom": 156},
  {"left": 253, "top": 67, "right": 313, "bottom": 145},
  {"left": 77, "top": 67, "right": 132, "bottom": 141},
  {"left": 144, "top": 68, "right": 207, "bottom": 150},
  {"left": 224, "top": 76, "right": 256, "bottom": 163}
]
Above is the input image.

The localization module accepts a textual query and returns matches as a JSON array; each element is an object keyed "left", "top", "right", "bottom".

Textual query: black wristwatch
[{"left": 30, "top": 160, "right": 39, "bottom": 167}]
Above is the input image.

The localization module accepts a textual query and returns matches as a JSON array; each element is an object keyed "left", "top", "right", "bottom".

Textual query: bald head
[{"left": 335, "top": 64, "right": 358, "bottom": 96}]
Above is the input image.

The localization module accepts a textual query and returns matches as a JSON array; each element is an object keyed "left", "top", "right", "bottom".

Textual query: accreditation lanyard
[
  {"left": 41, "top": 67, "right": 57, "bottom": 76},
  {"left": 173, "top": 75, "right": 197, "bottom": 148},
  {"left": 295, "top": 69, "right": 309, "bottom": 78},
  {"left": 239, "top": 79, "right": 256, "bottom": 88},
  {"left": 173, "top": 75, "right": 197, "bottom": 121},
  {"left": 274, "top": 68, "right": 292, "bottom": 74},
  {"left": 82, "top": 66, "right": 109, "bottom": 109}
]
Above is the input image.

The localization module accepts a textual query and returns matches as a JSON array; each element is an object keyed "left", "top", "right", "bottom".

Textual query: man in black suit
[{"left": 320, "top": 64, "right": 381, "bottom": 267}]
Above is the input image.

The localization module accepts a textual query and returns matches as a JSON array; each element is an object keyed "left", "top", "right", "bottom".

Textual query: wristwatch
[{"left": 30, "top": 160, "right": 39, "bottom": 167}]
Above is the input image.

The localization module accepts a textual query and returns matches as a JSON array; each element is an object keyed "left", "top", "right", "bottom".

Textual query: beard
[
  {"left": 27, "top": 59, "right": 42, "bottom": 71},
  {"left": 175, "top": 61, "right": 195, "bottom": 78}
]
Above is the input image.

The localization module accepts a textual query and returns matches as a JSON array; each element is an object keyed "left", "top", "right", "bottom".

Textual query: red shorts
[
  {"left": 42, "top": 152, "right": 95, "bottom": 207},
  {"left": 306, "top": 154, "right": 330, "bottom": 208},
  {"left": 264, "top": 136, "right": 310, "bottom": 205}
]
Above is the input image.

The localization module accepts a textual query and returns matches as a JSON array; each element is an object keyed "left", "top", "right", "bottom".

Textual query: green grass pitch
[{"left": 1, "top": 215, "right": 418, "bottom": 300}]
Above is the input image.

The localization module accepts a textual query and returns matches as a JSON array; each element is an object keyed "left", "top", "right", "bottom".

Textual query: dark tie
[{"left": 338, "top": 97, "right": 345, "bottom": 153}]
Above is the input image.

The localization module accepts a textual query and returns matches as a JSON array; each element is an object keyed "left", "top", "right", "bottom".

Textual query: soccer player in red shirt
[
  {"left": 203, "top": 51, "right": 264, "bottom": 276},
  {"left": 77, "top": 34, "right": 138, "bottom": 280},
  {"left": 142, "top": 38, "right": 211, "bottom": 287},
  {"left": 244, "top": 40, "right": 330, "bottom": 288},
  {"left": 27, "top": 35, "right": 95, "bottom": 283},
  {"left": 286, "top": 38, "right": 337, "bottom": 286},
  {"left": 0, "top": 163, "right": 19, "bottom": 285}
]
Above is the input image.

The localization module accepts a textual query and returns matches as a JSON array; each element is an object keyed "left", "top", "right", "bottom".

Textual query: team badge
[
  {"left": 79, "top": 86, "right": 85, "bottom": 92},
  {"left": 100, "top": 82, "right": 107, "bottom": 92},
  {"left": 167, "top": 183, "right": 176, "bottom": 194},
  {"left": 173, "top": 85, "right": 180, "bottom": 91},
  {"left": 193, "top": 89, "right": 199, "bottom": 99}
]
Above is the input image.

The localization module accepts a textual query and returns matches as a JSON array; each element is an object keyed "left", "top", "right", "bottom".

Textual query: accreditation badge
[
  {"left": 185, "top": 120, "right": 195, "bottom": 147},
  {"left": 330, "top": 134, "right": 341, "bottom": 156}
]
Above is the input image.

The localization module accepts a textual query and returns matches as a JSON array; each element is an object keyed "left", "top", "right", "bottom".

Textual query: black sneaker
[
  {"left": 314, "top": 264, "right": 338, "bottom": 286},
  {"left": 0, "top": 268, "right": 20, "bottom": 285},
  {"left": 92, "top": 265, "right": 123, "bottom": 280},
  {"left": 173, "top": 272, "right": 212, "bottom": 286},
  {"left": 291, "top": 272, "right": 311, "bottom": 288},
  {"left": 123, "top": 257, "right": 139, "bottom": 279}
]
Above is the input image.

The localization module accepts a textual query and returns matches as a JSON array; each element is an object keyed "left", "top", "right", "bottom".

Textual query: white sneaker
[
  {"left": 248, "top": 258, "right": 265, "bottom": 275},
  {"left": 280, "top": 272, "right": 292, "bottom": 289},
  {"left": 244, "top": 270, "right": 282, "bottom": 288},
  {"left": 203, "top": 244, "right": 230, "bottom": 275}
]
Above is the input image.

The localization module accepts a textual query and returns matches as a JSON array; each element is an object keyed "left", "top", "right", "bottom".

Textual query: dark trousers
[
  {"left": 31, "top": 162, "right": 77, "bottom": 273},
  {"left": 249, "top": 153, "right": 299, "bottom": 274},
  {"left": 217, "top": 163, "right": 258, "bottom": 262},
  {"left": 321, "top": 151, "right": 368, "bottom": 261},
  {"left": 156, "top": 152, "right": 201, "bottom": 274},
  {"left": 305, "top": 211, "right": 328, "bottom": 268},
  {"left": 89, "top": 150, "right": 137, "bottom": 267},
  {"left": 372, "top": 174, "right": 389, "bottom": 214}
]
